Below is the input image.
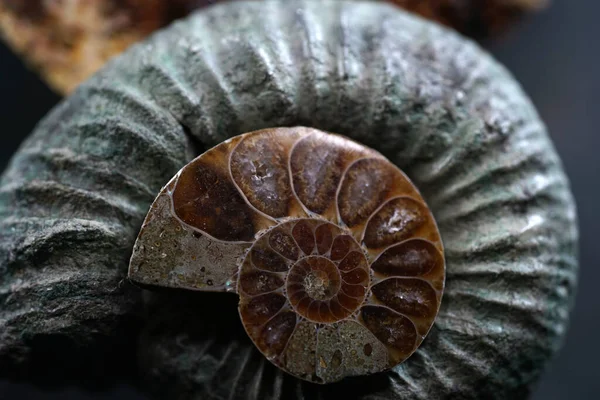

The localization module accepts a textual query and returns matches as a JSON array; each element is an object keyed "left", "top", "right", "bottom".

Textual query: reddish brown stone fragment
[
  {"left": 239, "top": 270, "right": 284, "bottom": 296},
  {"left": 257, "top": 311, "right": 297, "bottom": 357},
  {"left": 290, "top": 134, "right": 347, "bottom": 215},
  {"left": 361, "top": 306, "right": 417, "bottom": 357},
  {"left": 251, "top": 245, "right": 289, "bottom": 272},
  {"left": 230, "top": 129, "right": 301, "bottom": 218},
  {"left": 315, "top": 224, "right": 334, "bottom": 255},
  {"left": 330, "top": 235, "right": 353, "bottom": 261},
  {"left": 371, "top": 278, "right": 438, "bottom": 319},
  {"left": 329, "top": 301, "right": 347, "bottom": 320},
  {"left": 269, "top": 228, "right": 300, "bottom": 260},
  {"left": 338, "top": 159, "right": 395, "bottom": 227},
  {"left": 290, "top": 132, "right": 376, "bottom": 218},
  {"left": 292, "top": 220, "right": 316, "bottom": 256},
  {"left": 336, "top": 291, "right": 362, "bottom": 311},
  {"left": 341, "top": 283, "right": 366, "bottom": 299},
  {"left": 341, "top": 268, "right": 369, "bottom": 285},
  {"left": 363, "top": 197, "right": 428, "bottom": 249},
  {"left": 339, "top": 251, "right": 366, "bottom": 272},
  {"left": 240, "top": 293, "right": 286, "bottom": 326},
  {"left": 372, "top": 239, "right": 443, "bottom": 277},
  {"left": 172, "top": 158, "right": 258, "bottom": 242}
]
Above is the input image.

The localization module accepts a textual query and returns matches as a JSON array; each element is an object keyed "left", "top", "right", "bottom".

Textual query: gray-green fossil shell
[{"left": 0, "top": 0, "right": 578, "bottom": 399}]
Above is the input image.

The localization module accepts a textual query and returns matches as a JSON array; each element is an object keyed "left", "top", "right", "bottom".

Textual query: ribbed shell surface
[{"left": 0, "top": 1, "right": 577, "bottom": 399}]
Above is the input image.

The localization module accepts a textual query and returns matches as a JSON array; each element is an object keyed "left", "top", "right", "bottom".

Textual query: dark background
[{"left": 0, "top": 0, "right": 598, "bottom": 399}]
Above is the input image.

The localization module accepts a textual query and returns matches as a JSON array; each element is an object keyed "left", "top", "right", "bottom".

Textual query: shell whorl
[
  {"left": 0, "top": 0, "right": 577, "bottom": 398},
  {"left": 128, "top": 127, "right": 445, "bottom": 383}
]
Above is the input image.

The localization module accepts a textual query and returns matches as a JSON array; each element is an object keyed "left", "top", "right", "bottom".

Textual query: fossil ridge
[{"left": 0, "top": 1, "right": 577, "bottom": 399}]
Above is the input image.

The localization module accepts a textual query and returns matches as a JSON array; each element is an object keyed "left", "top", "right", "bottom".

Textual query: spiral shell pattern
[
  {"left": 0, "top": 1, "right": 577, "bottom": 398},
  {"left": 128, "top": 127, "right": 445, "bottom": 383}
]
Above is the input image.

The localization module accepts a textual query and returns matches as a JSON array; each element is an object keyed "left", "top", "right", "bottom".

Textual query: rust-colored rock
[
  {"left": 0, "top": 0, "right": 547, "bottom": 95},
  {"left": 128, "top": 127, "right": 446, "bottom": 383},
  {"left": 392, "top": 0, "right": 548, "bottom": 36},
  {"left": 0, "top": 0, "right": 207, "bottom": 94}
]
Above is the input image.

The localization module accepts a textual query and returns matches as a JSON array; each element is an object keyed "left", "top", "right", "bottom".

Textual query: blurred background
[{"left": 0, "top": 0, "right": 598, "bottom": 399}]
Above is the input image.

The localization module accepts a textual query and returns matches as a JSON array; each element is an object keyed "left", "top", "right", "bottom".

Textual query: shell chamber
[{"left": 128, "top": 127, "right": 445, "bottom": 384}]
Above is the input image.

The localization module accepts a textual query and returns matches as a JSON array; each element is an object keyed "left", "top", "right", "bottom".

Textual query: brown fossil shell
[
  {"left": 128, "top": 127, "right": 445, "bottom": 384},
  {"left": 0, "top": 0, "right": 547, "bottom": 95}
]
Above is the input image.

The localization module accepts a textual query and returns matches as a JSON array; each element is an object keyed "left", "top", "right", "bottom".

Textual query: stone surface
[
  {"left": 0, "top": 0, "right": 546, "bottom": 94},
  {"left": 0, "top": 0, "right": 577, "bottom": 399}
]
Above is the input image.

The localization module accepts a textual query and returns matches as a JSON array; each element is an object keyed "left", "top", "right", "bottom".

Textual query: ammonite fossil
[
  {"left": 0, "top": 1, "right": 576, "bottom": 399},
  {"left": 0, "top": 0, "right": 547, "bottom": 94},
  {"left": 128, "top": 127, "right": 445, "bottom": 383}
]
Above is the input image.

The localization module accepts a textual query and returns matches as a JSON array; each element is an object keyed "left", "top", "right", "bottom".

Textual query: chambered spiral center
[
  {"left": 260, "top": 219, "right": 371, "bottom": 324},
  {"left": 291, "top": 257, "right": 341, "bottom": 301},
  {"left": 236, "top": 217, "right": 371, "bottom": 324}
]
